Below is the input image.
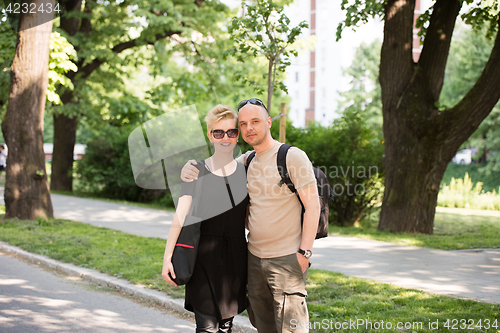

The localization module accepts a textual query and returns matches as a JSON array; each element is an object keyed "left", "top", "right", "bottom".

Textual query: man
[
  {"left": 0, "top": 144, "right": 7, "bottom": 182},
  {"left": 182, "top": 99, "right": 320, "bottom": 333}
]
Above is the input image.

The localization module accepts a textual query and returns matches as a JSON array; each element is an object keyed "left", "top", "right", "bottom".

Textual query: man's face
[{"left": 238, "top": 104, "right": 271, "bottom": 147}]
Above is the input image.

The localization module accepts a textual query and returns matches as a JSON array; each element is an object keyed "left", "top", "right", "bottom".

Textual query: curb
[{"left": 0, "top": 241, "right": 257, "bottom": 333}]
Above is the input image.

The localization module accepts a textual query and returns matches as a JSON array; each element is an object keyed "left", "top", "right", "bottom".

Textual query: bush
[
  {"left": 438, "top": 172, "right": 500, "bottom": 210},
  {"left": 442, "top": 162, "right": 500, "bottom": 193},
  {"left": 290, "top": 110, "right": 385, "bottom": 226},
  {"left": 76, "top": 125, "right": 169, "bottom": 204}
]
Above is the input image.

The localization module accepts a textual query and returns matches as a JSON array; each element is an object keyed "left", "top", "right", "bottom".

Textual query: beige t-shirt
[{"left": 237, "top": 141, "right": 316, "bottom": 258}]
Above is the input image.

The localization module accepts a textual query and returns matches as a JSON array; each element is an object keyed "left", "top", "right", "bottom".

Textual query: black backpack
[{"left": 245, "top": 144, "right": 333, "bottom": 239}]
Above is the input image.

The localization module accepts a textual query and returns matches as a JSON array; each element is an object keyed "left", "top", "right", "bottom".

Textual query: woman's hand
[
  {"left": 181, "top": 160, "right": 199, "bottom": 182},
  {"left": 161, "top": 260, "right": 178, "bottom": 287}
]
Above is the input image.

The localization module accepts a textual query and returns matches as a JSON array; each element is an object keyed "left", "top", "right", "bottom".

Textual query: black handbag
[{"left": 170, "top": 162, "right": 204, "bottom": 286}]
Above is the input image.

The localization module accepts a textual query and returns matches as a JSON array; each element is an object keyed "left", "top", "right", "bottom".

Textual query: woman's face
[{"left": 208, "top": 118, "right": 239, "bottom": 154}]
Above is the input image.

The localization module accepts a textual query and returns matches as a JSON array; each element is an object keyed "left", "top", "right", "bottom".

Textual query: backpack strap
[
  {"left": 277, "top": 144, "right": 296, "bottom": 193},
  {"left": 245, "top": 151, "right": 256, "bottom": 173}
]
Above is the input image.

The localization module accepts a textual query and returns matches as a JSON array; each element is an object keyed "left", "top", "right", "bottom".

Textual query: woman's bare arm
[{"left": 161, "top": 195, "right": 193, "bottom": 286}]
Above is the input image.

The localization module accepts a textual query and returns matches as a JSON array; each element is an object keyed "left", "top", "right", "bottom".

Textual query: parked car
[{"left": 452, "top": 148, "right": 474, "bottom": 165}]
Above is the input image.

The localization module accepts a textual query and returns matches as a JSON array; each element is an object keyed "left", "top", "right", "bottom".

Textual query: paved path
[
  {"left": 1, "top": 188, "right": 499, "bottom": 304},
  {"left": 0, "top": 251, "right": 195, "bottom": 333}
]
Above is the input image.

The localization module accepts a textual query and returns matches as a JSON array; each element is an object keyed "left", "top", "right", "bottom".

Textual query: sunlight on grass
[
  {"left": 0, "top": 215, "right": 499, "bottom": 332},
  {"left": 0, "top": 217, "right": 184, "bottom": 299},
  {"left": 306, "top": 270, "right": 500, "bottom": 332},
  {"left": 330, "top": 210, "right": 500, "bottom": 250}
]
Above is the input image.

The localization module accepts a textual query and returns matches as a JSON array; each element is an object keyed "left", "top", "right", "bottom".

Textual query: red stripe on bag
[{"left": 175, "top": 243, "right": 194, "bottom": 249}]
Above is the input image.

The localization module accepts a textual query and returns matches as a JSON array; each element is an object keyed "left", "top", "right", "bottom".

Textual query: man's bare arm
[{"left": 296, "top": 184, "right": 320, "bottom": 272}]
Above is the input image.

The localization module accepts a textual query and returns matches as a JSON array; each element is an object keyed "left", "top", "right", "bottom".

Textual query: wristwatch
[{"left": 298, "top": 248, "right": 312, "bottom": 259}]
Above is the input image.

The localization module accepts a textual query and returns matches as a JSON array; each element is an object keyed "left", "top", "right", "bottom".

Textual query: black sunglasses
[
  {"left": 237, "top": 98, "right": 269, "bottom": 114},
  {"left": 211, "top": 128, "right": 239, "bottom": 139}
]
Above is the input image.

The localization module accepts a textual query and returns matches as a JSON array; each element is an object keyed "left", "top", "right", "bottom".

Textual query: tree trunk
[
  {"left": 1, "top": 0, "right": 54, "bottom": 219},
  {"left": 377, "top": 78, "right": 453, "bottom": 234},
  {"left": 267, "top": 58, "right": 274, "bottom": 114},
  {"left": 50, "top": 111, "right": 78, "bottom": 191},
  {"left": 49, "top": 0, "right": 82, "bottom": 192},
  {"left": 48, "top": 0, "right": 198, "bottom": 192},
  {"left": 378, "top": 0, "right": 500, "bottom": 234}
]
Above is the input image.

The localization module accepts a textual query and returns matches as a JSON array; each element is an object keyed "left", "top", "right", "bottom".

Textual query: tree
[
  {"left": 439, "top": 23, "right": 500, "bottom": 168},
  {"left": 227, "top": 0, "right": 307, "bottom": 114},
  {"left": 47, "top": 0, "right": 226, "bottom": 192},
  {"left": 1, "top": 0, "right": 55, "bottom": 219},
  {"left": 338, "top": 0, "right": 500, "bottom": 233}
]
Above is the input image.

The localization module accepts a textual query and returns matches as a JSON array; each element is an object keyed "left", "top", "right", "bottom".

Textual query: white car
[{"left": 452, "top": 149, "right": 473, "bottom": 165}]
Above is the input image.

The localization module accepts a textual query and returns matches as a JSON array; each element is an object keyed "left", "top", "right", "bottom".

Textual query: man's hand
[
  {"left": 181, "top": 160, "right": 199, "bottom": 182},
  {"left": 296, "top": 253, "right": 309, "bottom": 273},
  {"left": 161, "top": 260, "right": 178, "bottom": 287}
]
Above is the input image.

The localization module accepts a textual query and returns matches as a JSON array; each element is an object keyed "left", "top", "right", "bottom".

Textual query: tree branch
[
  {"left": 445, "top": 16, "right": 500, "bottom": 150},
  {"left": 74, "top": 30, "right": 181, "bottom": 80},
  {"left": 418, "top": 0, "right": 461, "bottom": 101},
  {"left": 79, "top": 0, "right": 94, "bottom": 36},
  {"left": 69, "top": 0, "right": 204, "bottom": 81},
  {"left": 379, "top": 0, "right": 415, "bottom": 111}
]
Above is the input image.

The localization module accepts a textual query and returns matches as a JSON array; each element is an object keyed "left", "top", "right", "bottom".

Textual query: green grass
[
  {"left": 0, "top": 212, "right": 498, "bottom": 332},
  {"left": 330, "top": 210, "right": 500, "bottom": 250},
  {"left": 0, "top": 212, "right": 183, "bottom": 299},
  {"left": 307, "top": 270, "right": 500, "bottom": 332}
]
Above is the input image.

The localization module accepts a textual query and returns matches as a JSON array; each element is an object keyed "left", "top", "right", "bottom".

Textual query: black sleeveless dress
[{"left": 179, "top": 161, "right": 249, "bottom": 320}]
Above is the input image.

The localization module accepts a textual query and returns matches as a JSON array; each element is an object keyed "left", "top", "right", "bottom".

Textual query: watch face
[{"left": 304, "top": 250, "right": 312, "bottom": 259}]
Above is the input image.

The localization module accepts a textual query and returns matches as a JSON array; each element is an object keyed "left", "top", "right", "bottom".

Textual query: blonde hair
[{"left": 205, "top": 104, "right": 238, "bottom": 133}]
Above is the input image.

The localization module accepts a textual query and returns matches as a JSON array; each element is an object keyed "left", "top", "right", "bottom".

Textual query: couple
[{"left": 162, "top": 99, "right": 320, "bottom": 333}]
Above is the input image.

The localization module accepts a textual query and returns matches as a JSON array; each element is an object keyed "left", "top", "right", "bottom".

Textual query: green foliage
[
  {"left": 440, "top": 24, "right": 500, "bottom": 174},
  {"left": 0, "top": 21, "right": 78, "bottom": 108},
  {"left": 438, "top": 173, "right": 500, "bottom": 211},
  {"left": 47, "top": 31, "right": 78, "bottom": 105},
  {"left": 75, "top": 124, "right": 169, "bottom": 204},
  {"left": 0, "top": 18, "right": 16, "bottom": 117},
  {"left": 460, "top": 0, "right": 499, "bottom": 39},
  {"left": 331, "top": 209, "right": 500, "bottom": 250},
  {"left": 337, "top": 39, "right": 382, "bottom": 133},
  {"left": 287, "top": 110, "right": 385, "bottom": 227},
  {"left": 336, "top": 0, "right": 384, "bottom": 41},
  {"left": 441, "top": 163, "right": 500, "bottom": 193},
  {"left": 337, "top": 0, "right": 499, "bottom": 46},
  {"left": 226, "top": 0, "right": 307, "bottom": 112}
]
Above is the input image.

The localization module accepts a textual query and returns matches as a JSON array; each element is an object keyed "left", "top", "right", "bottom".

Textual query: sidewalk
[{"left": 1, "top": 187, "right": 499, "bottom": 305}]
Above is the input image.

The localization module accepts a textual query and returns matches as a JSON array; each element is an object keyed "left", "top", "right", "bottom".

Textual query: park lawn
[
  {"left": 0, "top": 212, "right": 499, "bottom": 332},
  {"left": 329, "top": 210, "right": 500, "bottom": 250}
]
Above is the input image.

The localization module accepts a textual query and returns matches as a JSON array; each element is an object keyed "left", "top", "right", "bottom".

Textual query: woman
[{"left": 162, "top": 104, "right": 249, "bottom": 333}]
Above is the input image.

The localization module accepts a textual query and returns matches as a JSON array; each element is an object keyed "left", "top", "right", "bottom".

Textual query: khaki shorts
[{"left": 247, "top": 252, "right": 309, "bottom": 333}]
